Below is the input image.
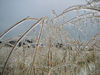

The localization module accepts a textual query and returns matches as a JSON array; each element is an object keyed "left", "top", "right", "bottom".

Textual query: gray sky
[{"left": 0, "top": 0, "right": 86, "bottom": 34}]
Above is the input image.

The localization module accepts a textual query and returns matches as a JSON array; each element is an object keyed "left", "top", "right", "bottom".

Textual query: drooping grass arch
[{"left": 0, "top": 3, "right": 100, "bottom": 75}]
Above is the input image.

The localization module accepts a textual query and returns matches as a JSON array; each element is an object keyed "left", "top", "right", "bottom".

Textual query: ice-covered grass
[{"left": 0, "top": 1, "right": 100, "bottom": 75}]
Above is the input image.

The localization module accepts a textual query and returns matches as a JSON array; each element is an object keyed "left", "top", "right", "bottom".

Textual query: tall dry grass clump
[{"left": 0, "top": 1, "right": 100, "bottom": 75}]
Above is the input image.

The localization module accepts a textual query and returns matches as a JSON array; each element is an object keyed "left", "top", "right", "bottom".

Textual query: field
[{"left": 0, "top": 1, "right": 100, "bottom": 75}]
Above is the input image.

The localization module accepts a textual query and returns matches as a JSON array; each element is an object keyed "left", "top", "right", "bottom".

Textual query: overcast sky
[{"left": 0, "top": 0, "right": 86, "bottom": 35}]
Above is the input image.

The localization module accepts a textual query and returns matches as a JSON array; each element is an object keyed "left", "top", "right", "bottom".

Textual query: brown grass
[{"left": 0, "top": 2, "right": 100, "bottom": 75}]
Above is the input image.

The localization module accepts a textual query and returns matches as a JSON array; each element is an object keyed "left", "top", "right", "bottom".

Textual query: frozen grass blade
[
  {"left": 0, "top": 17, "right": 38, "bottom": 39},
  {"left": 0, "top": 17, "right": 29, "bottom": 39},
  {"left": 53, "top": 4, "right": 100, "bottom": 20},
  {"left": 1, "top": 18, "right": 42, "bottom": 75},
  {"left": 27, "top": 17, "right": 45, "bottom": 75}
]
